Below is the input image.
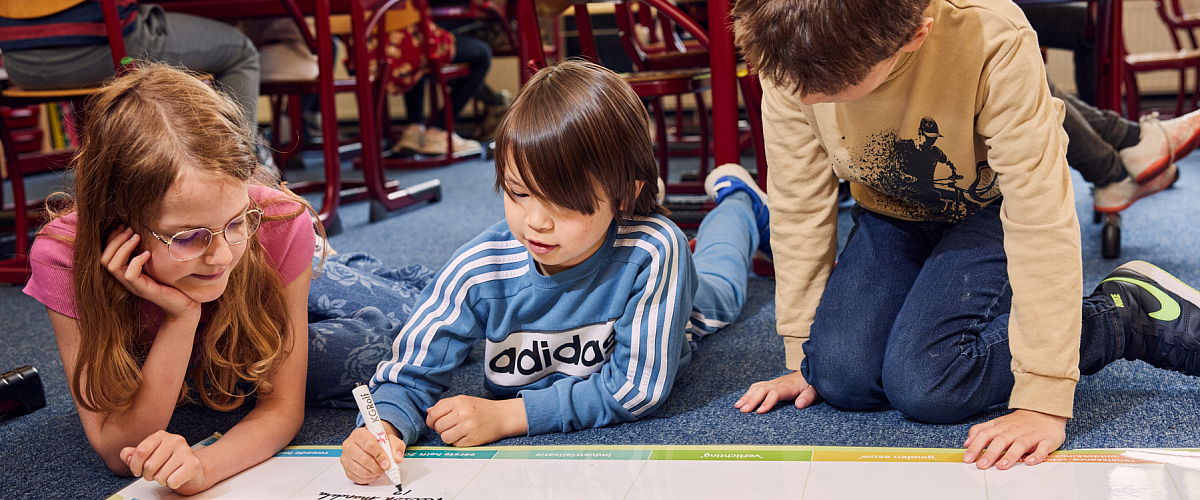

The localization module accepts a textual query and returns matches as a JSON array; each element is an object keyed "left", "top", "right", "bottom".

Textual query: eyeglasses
[{"left": 148, "top": 206, "right": 265, "bottom": 261}]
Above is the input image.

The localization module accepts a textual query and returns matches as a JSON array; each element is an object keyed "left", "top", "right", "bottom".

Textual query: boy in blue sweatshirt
[{"left": 339, "top": 60, "right": 773, "bottom": 483}]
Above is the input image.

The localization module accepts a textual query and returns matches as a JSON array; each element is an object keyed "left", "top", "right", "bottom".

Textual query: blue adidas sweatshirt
[{"left": 370, "top": 215, "right": 698, "bottom": 444}]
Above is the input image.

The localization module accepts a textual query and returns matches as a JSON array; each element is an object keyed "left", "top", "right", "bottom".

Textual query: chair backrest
[
  {"left": 612, "top": 0, "right": 708, "bottom": 72},
  {"left": 563, "top": 0, "right": 707, "bottom": 69},
  {"left": 0, "top": 0, "right": 128, "bottom": 73},
  {"left": 1155, "top": 0, "right": 1200, "bottom": 51}
]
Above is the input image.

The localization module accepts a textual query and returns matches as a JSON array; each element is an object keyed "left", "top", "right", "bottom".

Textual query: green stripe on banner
[
  {"left": 404, "top": 449, "right": 497, "bottom": 459},
  {"left": 494, "top": 449, "right": 654, "bottom": 460},
  {"left": 648, "top": 450, "right": 813, "bottom": 462}
]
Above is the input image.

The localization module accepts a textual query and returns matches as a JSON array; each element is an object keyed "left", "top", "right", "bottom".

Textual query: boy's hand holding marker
[
  {"left": 341, "top": 423, "right": 407, "bottom": 485},
  {"left": 345, "top": 383, "right": 406, "bottom": 488}
]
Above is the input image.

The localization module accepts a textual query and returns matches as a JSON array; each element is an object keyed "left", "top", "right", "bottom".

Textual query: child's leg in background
[
  {"left": 687, "top": 191, "right": 759, "bottom": 339},
  {"left": 403, "top": 35, "right": 493, "bottom": 129},
  {"left": 800, "top": 205, "right": 927, "bottom": 411},
  {"left": 305, "top": 253, "right": 436, "bottom": 408},
  {"left": 878, "top": 203, "right": 1124, "bottom": 424},
  {"left": 1052, "top": 82, "right": 1135, "bottom": 188}
]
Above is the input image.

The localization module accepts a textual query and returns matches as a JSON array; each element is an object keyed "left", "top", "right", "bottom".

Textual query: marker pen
[{"left": 352, "top": 382, "right": 404, "bottom": 491}]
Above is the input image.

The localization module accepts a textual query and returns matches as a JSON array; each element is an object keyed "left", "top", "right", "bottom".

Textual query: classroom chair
[
  {"left": 256, "top": 0, "right": 447, "bottom": 231},
  {"left": 0, "top": 0, "right": 128, "bottom": 284},
  {"left": 516, "top": 0, "right": 713, "bottom": 196},
  {"left": 356, "top": 0, "right": 485, "bottom": 172},
  {"left": 613, "top": 0, "right": 712, "bottom": 193},
  {"left": 1122, "top": 0, "right": 1200, "bottom": 119}
]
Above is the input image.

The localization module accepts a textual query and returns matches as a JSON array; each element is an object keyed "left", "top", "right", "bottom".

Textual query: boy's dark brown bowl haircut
[
  {"left": 732, "top": 0, "right": 930, "bottom": 96},
  {"left": 494, "top": 60, "right": 667, "bottom": 221}
]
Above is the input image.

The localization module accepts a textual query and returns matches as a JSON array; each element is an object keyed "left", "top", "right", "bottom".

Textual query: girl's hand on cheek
[{"left": 100, "top": 226, "right": 200, "bottom": 318}]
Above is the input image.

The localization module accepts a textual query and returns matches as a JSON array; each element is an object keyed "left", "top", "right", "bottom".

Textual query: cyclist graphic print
[{"left": 850, "top": 116, "right": 1001, "bottom": 222}]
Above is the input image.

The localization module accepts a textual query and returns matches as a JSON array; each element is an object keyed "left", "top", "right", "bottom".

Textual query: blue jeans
[
  {"left": 800, "top": 204, "right": 1123, "bottom": 423},
  {"left": 305, "top": 253, "right": 435, "bottom": 408},
  {"left": 687, "top": 191, "right": 759, "bottom": 340}
]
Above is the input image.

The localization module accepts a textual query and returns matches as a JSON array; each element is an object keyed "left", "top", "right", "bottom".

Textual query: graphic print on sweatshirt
[
  {"left": 485, "top": 320, "right": 618, "bottom": 387},
  {"left": 850, "top": 116, "right": 1001, "bottom": 221}
]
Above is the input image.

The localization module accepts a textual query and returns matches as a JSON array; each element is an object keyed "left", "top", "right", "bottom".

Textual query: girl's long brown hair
[{"left": 59, "top": 63, "right": 317, "bottom": 414}]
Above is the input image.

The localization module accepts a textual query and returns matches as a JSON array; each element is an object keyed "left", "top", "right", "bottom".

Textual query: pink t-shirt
[{"left": 23, "top": 185, "right": 317, "bottom": 327}]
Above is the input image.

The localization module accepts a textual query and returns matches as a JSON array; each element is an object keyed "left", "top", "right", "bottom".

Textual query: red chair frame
[
  {"left": 0, "top": 0, "right": 129, "bottom": 283},
  {"left": 1122, "top": 0, "right": 1200, "bottom": 119},
  {"left": 517, "top": 0, "right": 713, "bottom": 195}
]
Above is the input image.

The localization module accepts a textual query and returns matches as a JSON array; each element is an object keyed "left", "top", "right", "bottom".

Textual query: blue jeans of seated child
[
  {"left": 800, "top": 203, "right": 1124, "bottom": 424},
  {"left": 305, "top": 253, "right": 435, "bottom": 408}
]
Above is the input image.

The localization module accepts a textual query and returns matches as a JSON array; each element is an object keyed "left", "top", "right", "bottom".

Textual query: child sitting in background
[
  {"left": 23, "top": 63, "right": 436, "bottom": 495},
  {"left": 339, "top": 60, "right": 772, "bottom": 483}
]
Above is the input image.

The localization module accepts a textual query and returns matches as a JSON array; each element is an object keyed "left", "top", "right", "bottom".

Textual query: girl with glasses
[{"left": 21, "top": 62, "right": 434, "bottom": 495}]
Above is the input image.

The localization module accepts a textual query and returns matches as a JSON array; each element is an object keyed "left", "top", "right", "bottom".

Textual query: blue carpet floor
[{"left": 2, "top": 152, "right": 1198, "bottom": 500}]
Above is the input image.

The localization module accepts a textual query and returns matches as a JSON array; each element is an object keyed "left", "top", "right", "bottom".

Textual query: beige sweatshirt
[{"left": 761, "top": 0, "right": 1083, "bottom": 418}]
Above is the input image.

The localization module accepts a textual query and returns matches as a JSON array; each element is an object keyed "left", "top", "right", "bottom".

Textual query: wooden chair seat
[
  {"left": 621, "top": 68, "right": 709, "bottom": 84},
  {"left": 641, "top": 49, "right": 709, "bottom": 72},
  {"left": 1, "top": 85, "right": 102, "bottom": 101},
  {"left": 1125, "top": 48, "right": 1200, "bottom": 69}
]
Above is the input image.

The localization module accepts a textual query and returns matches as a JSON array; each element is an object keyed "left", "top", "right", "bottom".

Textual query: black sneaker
[{"left": 1096, "top": 261, "right": 1200, "bottom": 375}]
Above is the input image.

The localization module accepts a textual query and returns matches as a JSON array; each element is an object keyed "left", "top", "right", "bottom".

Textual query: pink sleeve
[
  {"left": 23, "top": 215, "right": 81, "bottom": 318},
  {"left": 251, "top": 185, "right": 316, "bottom": 286}
]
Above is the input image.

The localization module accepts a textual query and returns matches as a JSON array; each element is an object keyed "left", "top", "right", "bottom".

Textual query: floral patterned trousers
[{"left": 304, "top": 253, "right": 436, "bottom": 408}]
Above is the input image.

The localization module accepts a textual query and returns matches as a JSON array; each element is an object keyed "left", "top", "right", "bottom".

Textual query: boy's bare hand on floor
[
  {"left": 735, "top": 370, "right": 822, "bottom": 414},
  {"left": 426, "top": 396, "right": 528, "bottom": 447},
  {"left": 962, "top": 409, "right": 1066, "bottom": 470}
]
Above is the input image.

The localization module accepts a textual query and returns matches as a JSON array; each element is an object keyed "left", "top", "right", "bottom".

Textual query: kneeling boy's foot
[
  {"left": 1119, "top": 110, "right": 1200, "bottom": 184},
  {"left": 705, "top": 163, "right": 770, "bottom": 259},
  {"left": 1093, "top": 164, "right": 1179, "bottom": 213},
  {"left": 1097, "top": 261, "right": 1200, "bottom": 375}
]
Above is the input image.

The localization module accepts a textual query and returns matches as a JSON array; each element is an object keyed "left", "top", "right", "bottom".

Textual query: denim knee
[
  {"left": 884, "top": 375, "right": 977, "bottom": 424},
  {"left": 804, "top": 357, "right": 887, "bottom": 411}
]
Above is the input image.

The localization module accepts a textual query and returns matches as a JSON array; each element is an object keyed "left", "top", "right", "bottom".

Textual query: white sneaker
[
  {"left": 394, "top": 124, "right": 426, "bottom": 154},
  {"left": 421, "top": 126, "right": 483, "bottom": 157},
  {"left": 1094, "top": 163, "right": 1179, "bottom": 213},
  {"left": 1119, "top": 110, "right": 1200, "bottom": 184}
]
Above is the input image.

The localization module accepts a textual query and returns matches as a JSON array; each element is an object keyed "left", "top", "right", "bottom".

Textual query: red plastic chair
[
  {"left": 517, "top": 0, "right": 712, "bottom": 195},
  {"left": 0, "top": 0, "right": 129, "bottom": 284},
  {"left": 1122, "top": 0, "right": 1200, "bottom": 118},
  {"left": 430, "top": 0, "right": 520, "bottom": 57},
  {"left": 369, "top": 0, "right": 480, "bottom": 171},
  {"left": 613, "top": 1, "right": 713, "bottom": 186},
  {"left": 259, "top": 0, "right": 452, "bottom": 230}
]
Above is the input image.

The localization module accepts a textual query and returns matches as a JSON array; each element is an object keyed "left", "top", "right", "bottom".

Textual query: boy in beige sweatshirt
[{"left": 730, "top": 0, "right": 1200, "bottom": 471}]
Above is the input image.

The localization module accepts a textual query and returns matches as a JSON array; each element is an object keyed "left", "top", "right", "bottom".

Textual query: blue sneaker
[
  {"left": 704, "top": 163, "right": 771, "bottom": 259},
  {"left": 1097, "top": 260, "right": 1200, "bottom": 375}
]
